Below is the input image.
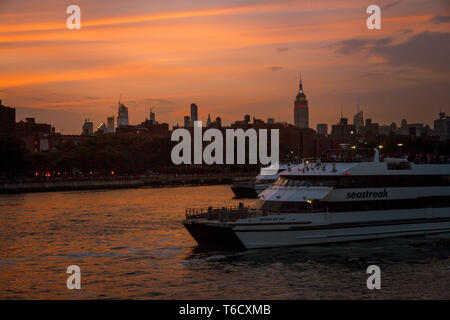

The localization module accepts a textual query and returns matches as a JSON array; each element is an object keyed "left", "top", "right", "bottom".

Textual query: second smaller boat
[{"left": 231, "top": 164, "right": 292, "bottom": 198}]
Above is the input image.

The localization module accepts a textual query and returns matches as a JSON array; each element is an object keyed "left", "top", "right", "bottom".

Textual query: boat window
[
  {"left": 286, "top": 179, "right": 295, "bottom": 187},
  {"left": 387, "top": 162, "right": 411, "bottom": 170},
  {"left": 255, "top": 179, "right": 268, "bottom": 185},
  {"left": 314, "top": 179, "right": 336, "bottom": 187},
  {"left": 277, "top": 175, "right": 450, "bottom": 188},
  {"left": 273, "top": 177, "right": 288, "bottom": 186},
  {"left": 300, "top": 180, "right": 314, "bottom": 187},
  {"left": 275, "top": 177, "right": 337, "bottom": 187},
  {"left": 442, "top": 175, "right": 450, "bottom": 186},
  {"left": 337, "top": 175, "right": 450, "bottom": 187}
]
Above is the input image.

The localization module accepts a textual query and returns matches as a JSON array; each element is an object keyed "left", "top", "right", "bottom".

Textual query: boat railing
[{"left": 185, "top": 204, "right": 250, "bottom": 222}]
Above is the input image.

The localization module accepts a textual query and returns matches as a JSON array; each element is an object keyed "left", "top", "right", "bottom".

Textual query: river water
[{"left": 0, "top": 185, "right": 449, "bottom": 299}]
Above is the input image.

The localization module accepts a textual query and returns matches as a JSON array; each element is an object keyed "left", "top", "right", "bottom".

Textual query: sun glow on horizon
[{"left": 0, "top": 0, "right": 449, "bottom": 134}]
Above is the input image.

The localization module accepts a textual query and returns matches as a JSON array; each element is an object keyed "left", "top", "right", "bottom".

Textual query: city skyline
[
  {"left": 3, "top": 76, "right": 447, "bottom": 136},
  {"left": 1, "top": 0, "right": 449, "bottom": 134}
]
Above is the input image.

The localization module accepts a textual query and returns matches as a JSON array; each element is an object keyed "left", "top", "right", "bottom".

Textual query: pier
[{"left": 0, "top": 174, "right": 255, "bottom": 194}]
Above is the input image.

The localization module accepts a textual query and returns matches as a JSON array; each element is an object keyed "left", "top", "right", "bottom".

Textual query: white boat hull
[{"left": 233, "top": 207, "right": 450, "bottom": 249}]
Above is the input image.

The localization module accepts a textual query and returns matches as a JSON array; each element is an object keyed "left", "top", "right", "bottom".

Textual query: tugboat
[{"left": 183, "top": 149, "right": 450, "bottom": 249}]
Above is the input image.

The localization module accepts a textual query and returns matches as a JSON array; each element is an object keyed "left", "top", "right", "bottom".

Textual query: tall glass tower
[{"left": 190, "top": 103, "right": 198, "bottom": 126}]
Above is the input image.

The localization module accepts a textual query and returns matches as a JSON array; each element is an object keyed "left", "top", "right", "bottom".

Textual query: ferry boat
[
  {"left": 231, "top": 164, "right": 292, "bottom": 198},
  {"left": 183, "top": 149, "right": 450, "bottom": 249}
]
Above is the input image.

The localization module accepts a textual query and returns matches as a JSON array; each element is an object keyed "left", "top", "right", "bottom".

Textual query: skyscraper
[
  {"left": 107, "top": 116, "right": 115, "bottom": 133},
  {"left": 190, "top": 103, "right": 198, "bottom": 126},
  {"left": 150, "top": 110, "right": 156, "bottom": 124},
  {"left": 184, "top": 116, "right": 191, "bottom": 128},
  {"left": 317, "top": 123, "right": 328, "bottom": 136},
  {"left": 353, "top": 98, "right": 364, "bottom": 133},
  {"left": 294, "top": 74, "right": 308, "bottom": 128},
  {"left": 82, "top": 119, "right": 93, "bottom": 135},
  {"left": 117, "top": 101, "right": 129, "bottom": 128},
  {"left": 434, "top": 112, "right": 450, "bottom": 141}
]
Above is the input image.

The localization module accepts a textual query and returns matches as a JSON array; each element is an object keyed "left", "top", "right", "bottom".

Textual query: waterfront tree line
[
  {"left": 1, "top": 135, "right": 449, "bottom": 178},
  {"left": 0, "top": 135, "right": 258, "bottom": 178}
]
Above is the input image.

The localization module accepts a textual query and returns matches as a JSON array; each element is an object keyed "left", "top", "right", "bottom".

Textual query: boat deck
[{"left": 185, "top": 204, "right": 250, "bottom": 222}]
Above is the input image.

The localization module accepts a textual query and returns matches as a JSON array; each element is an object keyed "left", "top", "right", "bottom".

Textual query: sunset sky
[{"left": 1, "top": 0, "right": 449, "bottom": 134}]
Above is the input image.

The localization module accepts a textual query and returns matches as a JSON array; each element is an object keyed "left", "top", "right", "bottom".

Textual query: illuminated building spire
[
  {"left": 294, "top": 72, "right": 309, "bottom": 128},
  {"left": 299, "top": 73, "right": 303, "bottom": 92}
]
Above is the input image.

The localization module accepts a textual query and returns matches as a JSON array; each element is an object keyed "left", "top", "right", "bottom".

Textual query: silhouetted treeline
[
  {"left": 0, "top": 138, "right": 28, "bottom": 177},
  {"left": 0, "top": 135, "right": 259, "bottom": 178},
  {"left": 1, "top": 135, "right": 449, "bottom": 178}
]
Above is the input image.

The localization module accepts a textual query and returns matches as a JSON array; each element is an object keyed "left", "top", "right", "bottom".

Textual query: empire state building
[{"left": 294, "top": 75, "right": 309, "bottom": 128}]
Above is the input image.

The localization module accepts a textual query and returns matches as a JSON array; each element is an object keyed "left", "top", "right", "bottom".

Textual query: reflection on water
[{"left": 0, "top": 185, "right": 449, "bottom": 299}]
